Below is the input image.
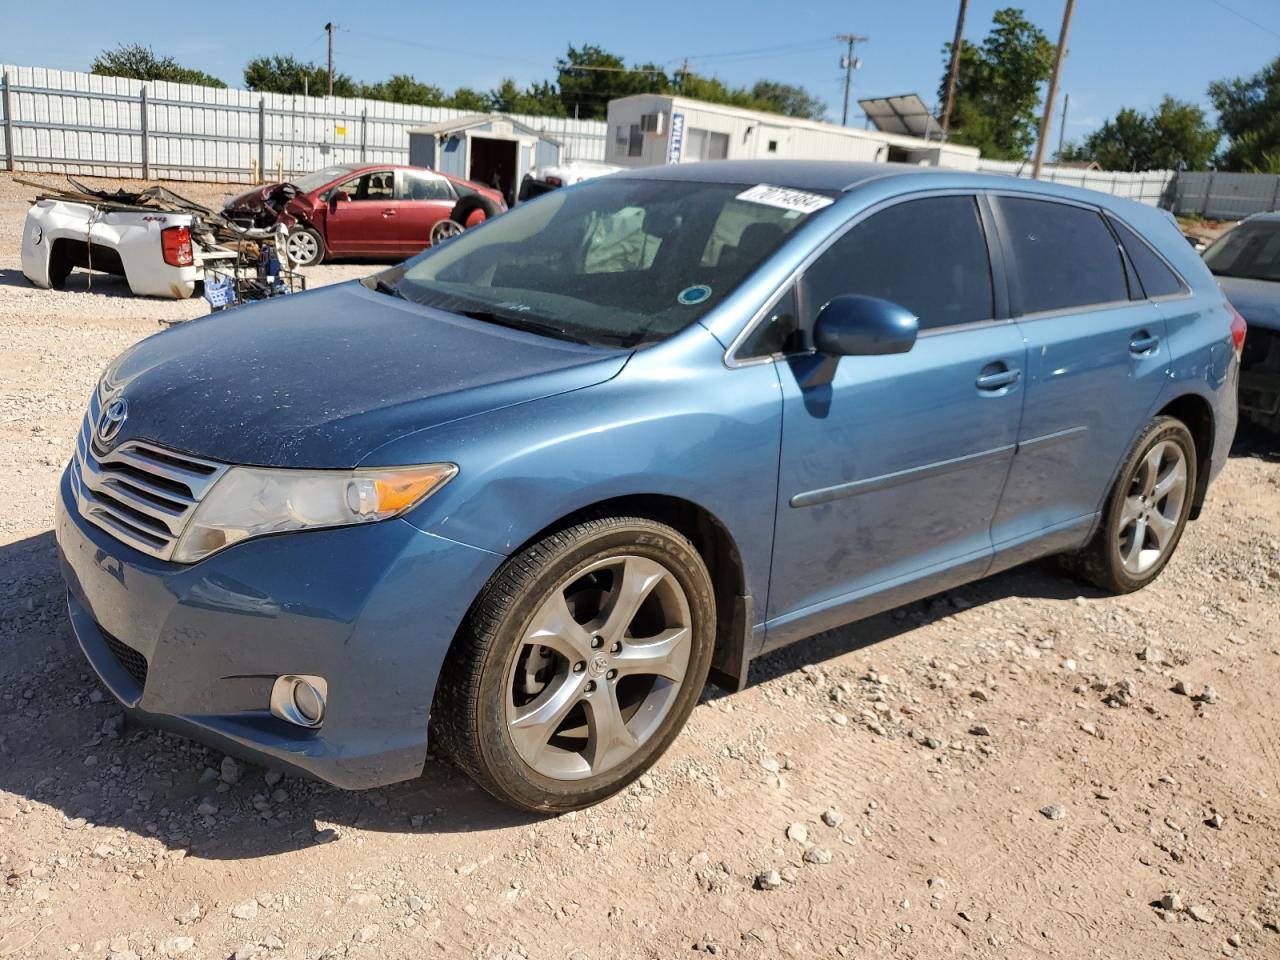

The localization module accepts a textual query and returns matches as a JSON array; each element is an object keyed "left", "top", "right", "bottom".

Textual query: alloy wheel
[
  {"left": 430, "top": 219, "right": 465, "bottom": 245},
  {"left": 1116, "top": 439, "right": 1189, "bottom": 575},
  {"left": 285, "top": 230, "right": 319, "bottom": 265},
  {"left": 503, "top": 554, "right": 692, "bottom": 781}
]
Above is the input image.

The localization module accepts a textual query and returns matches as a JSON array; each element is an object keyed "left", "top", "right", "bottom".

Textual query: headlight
[{"left": 172, "top": 463, "right": 457, "bottom": 564}]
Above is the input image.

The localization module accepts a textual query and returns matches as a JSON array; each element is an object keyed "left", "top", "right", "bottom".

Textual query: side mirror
[
  {"left": 814, "top": 294, "right": 918, "bottom": 357},
  {"left": 329, "top": 190, "right": 350, "bottom": 209}
]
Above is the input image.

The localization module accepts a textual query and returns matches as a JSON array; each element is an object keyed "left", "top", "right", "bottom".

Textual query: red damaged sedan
[{"left": 223, "top": 163, "right": 506, "bottom": 266}]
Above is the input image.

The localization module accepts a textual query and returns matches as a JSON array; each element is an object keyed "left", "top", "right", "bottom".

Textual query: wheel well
[
  {"left": 515, "top": 494, "right": 751, "bottom": 689},
  {"left": 1157, "top": 393, "right": 1214, "bottom": 519}
]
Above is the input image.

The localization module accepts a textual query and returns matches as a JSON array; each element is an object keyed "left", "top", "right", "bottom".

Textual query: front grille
[
  {"left": 69, "top": 392, "right": 227, "bottom": 561},
  {"left": 102, "top": 629, "right": 149, "bottom": 689}
]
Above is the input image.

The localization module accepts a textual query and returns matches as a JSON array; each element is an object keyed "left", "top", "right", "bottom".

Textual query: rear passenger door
[
  {"left": 989, "top": 195, "right": 1171, "bottom": 550},
  {"left": 764, "top": 194, "right": 1027, "bottom": 637},
  {"left": 394, "top": 169, "right": 457, "bottom": 255}
]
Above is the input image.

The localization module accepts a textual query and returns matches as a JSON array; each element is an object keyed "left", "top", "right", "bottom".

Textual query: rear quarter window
[
  {"left": 997, "top": 197, "right": 1129, "bottom": 315},
  {"left": 1108, "top": 215, "right": 1188, "bottom": 298}
]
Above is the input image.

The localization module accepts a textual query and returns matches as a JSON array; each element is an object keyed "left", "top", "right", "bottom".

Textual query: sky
[{"left": 3, "top": 0, "right": 1278, "bottom": 148}]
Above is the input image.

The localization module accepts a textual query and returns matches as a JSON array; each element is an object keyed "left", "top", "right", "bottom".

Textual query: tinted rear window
[
  {"left": 1109, "top": 215, "right": 1187, "bottom": 298},
  {"left": 803, "top": 195, "right": 994, "bottom": 331},
  {"left": 998, "top": 197, "right": 1128, "bottom": 314}
]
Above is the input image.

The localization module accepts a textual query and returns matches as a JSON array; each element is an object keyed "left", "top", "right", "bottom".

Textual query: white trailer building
[{"left": 605, "top": 95, "right": 980, "bottom": 171}]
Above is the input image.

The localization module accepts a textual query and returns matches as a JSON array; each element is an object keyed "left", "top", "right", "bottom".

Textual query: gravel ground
[{"left": 2, "top": 173, "right": 1279, "bottom": 960}]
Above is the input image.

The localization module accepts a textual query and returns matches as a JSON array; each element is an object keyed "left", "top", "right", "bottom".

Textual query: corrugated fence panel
[
  {"left": 1174, "top": 171, "right": 1280, "bottom": 220},
  {"left": 1, "top": 61, "right": 609, "bottom": 182},
  {"left": 973, "top": 158, "right": 1177, "bottom": 208}
]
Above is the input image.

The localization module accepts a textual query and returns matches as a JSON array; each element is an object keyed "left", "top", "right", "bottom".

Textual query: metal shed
[
  {"left": 605, "top": 95, "right": 980, "bottom": 171},
  {"left": 408, "top": 115, "right": 563, "bottom": 204}
]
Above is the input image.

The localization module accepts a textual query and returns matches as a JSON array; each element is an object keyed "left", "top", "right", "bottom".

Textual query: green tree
[
  {"left": 488, "top": 78, "right": 566, "bottom": 116},
  {"left": 448, "top": 87, "right": 491, "bottom": 112},
  {"left": 1058, "top": 97, "right": 1218, "bottom": 171},
  {"left": 91, "top": 44, "right": 225, "bottom": 87},
  {"left": 362, "top": 74, "right": 447, "bottom": 107},
  {"left": 749, "top": 80, "right": 827, "bottom": 120},
  {"left": 243, "top": 54, "right": 359, "bottom": 97},
  {"left": 1209, "top": 55, "right": 1280, "bottom": 172},
  {"left": 557, "top": 45, "right": 671, "bottom": 119},
  {"left": 939, "top": 7, "right": 1054, "bottom": 160}
]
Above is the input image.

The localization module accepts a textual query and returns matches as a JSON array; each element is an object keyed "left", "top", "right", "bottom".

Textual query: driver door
[
  {"left": 763, "top": 194, "right": 1027, "bottom": 645},
  {"left": 324, "top": 170, "right": 398, "bottom": 257}
]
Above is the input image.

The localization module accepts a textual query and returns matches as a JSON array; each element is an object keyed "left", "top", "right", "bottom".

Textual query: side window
[
  {"left": 363, "top": 171, "right": 394, "bottom": 201},
  {"left": 740, "top": 286, "right": 800, "bottom": 358},
  {"left": 802, "top": 196, "right": 994, "bottom": 331},
  {"left": 400, "top": 171, "right": 454, "bottom": 202},
  {"left": 1107, "top": 215, "right": 1188, "bottom": 298},
  {"left": 998, "top": 197, "right": 1128, "bottom": 314},
  {"left": 326, "top": 175, "right": 364, "bottom": 200}
]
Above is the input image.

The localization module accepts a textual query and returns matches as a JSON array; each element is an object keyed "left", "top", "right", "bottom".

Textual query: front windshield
[
  {"left": 1203, "top": 219, "right": 1280, "bottom": 282},
  {"left": 291, "top": 164, "right": 358, "bottom": 193},
  {"left": 387, "top": 178, "right": 836, "bottom": 347}
]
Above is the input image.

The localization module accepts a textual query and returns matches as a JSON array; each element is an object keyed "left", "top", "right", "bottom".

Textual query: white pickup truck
[{"left": 21, "top": 197, "right": 206, "bottom": 299}]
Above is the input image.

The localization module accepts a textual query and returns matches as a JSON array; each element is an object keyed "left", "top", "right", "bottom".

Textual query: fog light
[{"left": 270, "top": 675, "right": 327, "bottom": 728}]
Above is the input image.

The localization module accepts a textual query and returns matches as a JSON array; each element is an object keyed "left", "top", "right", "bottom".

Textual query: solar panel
[{"left": 857, "top": 94, "right": 937, "bottom": 139}]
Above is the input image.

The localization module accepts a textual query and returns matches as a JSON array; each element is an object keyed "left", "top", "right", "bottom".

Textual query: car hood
[
  {"left": 1218, "top": 275, "right": 1280, "bottom": 331},
  {"left": 100, "top": 281, "right": 628, "bottom": 468}
]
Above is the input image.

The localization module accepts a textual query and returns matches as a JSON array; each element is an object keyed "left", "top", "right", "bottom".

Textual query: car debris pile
[{"left": 18, "top": 176, "right": 305, "bottom": 308}]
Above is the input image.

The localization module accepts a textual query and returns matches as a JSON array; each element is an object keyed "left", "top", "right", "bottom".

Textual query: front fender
[{"left": 361, "top": 327, "right": 784, "bottom": 611}]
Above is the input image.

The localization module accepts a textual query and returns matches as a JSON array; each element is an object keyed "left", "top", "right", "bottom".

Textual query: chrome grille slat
[{"left": 70, "top": 397, "right": 228, "bottom": 561}]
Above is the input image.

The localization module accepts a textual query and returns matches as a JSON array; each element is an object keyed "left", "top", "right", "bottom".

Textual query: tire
[
  {"left": 433, "top": 516, "right": 716, "bottom": 812},
  {"left": 284, "top": 226, "right": 325, "bottom": 267},
  {"left": 1060, "top": 416, "right": 1197, "bottom": 593},
  {"left": 449, "top": 194, "right": 501, "bottom": 229},
  {"left": 429, "top": 218, "right": 464, "bottom": 247}
]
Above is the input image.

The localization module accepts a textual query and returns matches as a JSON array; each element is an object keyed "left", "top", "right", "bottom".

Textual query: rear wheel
[
  {"left": 1060, "top": 416, "right": 1197, "bottom": 593},
  {"left": 434, "top": 517, "right": 715, "bottom": 812}
]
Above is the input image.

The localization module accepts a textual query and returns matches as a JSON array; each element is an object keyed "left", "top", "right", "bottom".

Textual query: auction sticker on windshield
[{"left": 736, "top": 184, "right": 834, "bottom": 214}]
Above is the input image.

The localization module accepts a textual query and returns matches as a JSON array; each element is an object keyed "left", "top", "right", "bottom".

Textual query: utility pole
[
  {"left": 835, "top": 34, "right": 868, "bottom": 126},
  {"left": 1032, "top": 0, "right": 1075, "bottom": 179},
  {"left": 940, "top": 0, "right": 969, "bottom": 138},
  {"left": 1057, "top": 92, "right": 1070, "bottom": 158},
  {"left": 325, "top": 22, "right": 335, "bottom": 97}
]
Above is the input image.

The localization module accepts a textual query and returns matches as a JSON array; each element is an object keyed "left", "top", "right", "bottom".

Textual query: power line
[
  {"left": 1210, "top": 0, "right": 1280, "bottom": 40},
  {"left": 670, "top": 38, "right": 835, "bottom": 64}
]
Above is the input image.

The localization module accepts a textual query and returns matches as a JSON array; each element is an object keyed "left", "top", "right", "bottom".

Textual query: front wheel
[
  {"left": 1060, "top": 415, "right": 1197, "bottom": 593},
  {"left": 283, "top": 226, "right": 325, "bottom": 267},
  {"left": 433, "top": 517, "right": 716, "bottom": 812}
]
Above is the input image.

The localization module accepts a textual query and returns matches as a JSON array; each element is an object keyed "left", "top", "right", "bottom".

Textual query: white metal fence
[
  {"left": 0, "top": 63, "right": 608, "bottom": 183},
  {"left": 974, "top": 157, "right": 1177, "bottom": 206},
  {"left": 6, "top": 62, "right": 1280, "bottom": 220}
]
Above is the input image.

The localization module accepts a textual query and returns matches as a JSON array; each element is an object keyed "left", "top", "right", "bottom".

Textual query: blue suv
[{"left": 56, "top": 161, "right": 1241, "bottom": 811}]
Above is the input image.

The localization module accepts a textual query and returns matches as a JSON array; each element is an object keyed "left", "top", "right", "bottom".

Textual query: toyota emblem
[{"left": 96, "top": 398, "right": 128, "bottom": 446}]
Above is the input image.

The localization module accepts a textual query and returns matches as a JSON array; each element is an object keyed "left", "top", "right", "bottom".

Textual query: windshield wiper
[
  {"left": 459, "top": 309, "right": 592, "bottom": 345},
  {"left": 369, "top": 278, "right": 406, "bottom": 299}
]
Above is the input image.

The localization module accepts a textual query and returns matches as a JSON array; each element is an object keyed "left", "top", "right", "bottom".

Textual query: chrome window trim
[{"left": 723, "top": 187, "right": 995, "bottom": 369}]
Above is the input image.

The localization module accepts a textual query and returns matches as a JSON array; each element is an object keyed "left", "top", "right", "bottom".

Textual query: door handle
[
  {"left": 382, "top": 208, "right": 397, "bottom": 217},
  {"left": 1129, "top": 331, "right": 1160, "bottom": 355},
  {"left": 976, "top": 366, "right": 1021, "bottom": 391}
]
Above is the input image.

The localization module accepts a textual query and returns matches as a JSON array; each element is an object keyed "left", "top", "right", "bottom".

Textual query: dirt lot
[{"left": 1, "top": 173, "right": 1279, "bottom": 960}]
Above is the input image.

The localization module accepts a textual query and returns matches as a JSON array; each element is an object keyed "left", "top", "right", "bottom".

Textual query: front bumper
[{"left": 55, "top": 466, "right": 503, "bottom": 788}]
